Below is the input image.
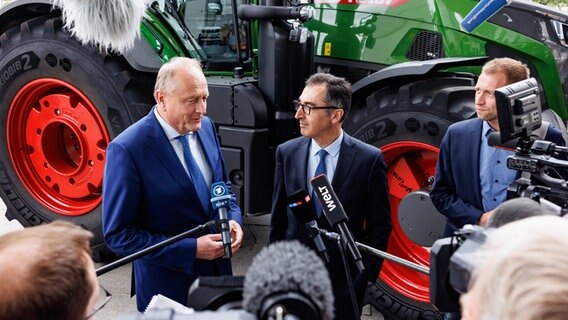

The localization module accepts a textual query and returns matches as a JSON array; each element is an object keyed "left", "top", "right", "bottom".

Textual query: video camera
[
  {"left": 429, "top": 77, "right": 568, "bottom": 313},
  {"left": 492, "top": 77, "right": 568, "bottom": 212},
  {"left": 430, "top": 225, "right": 493, "bottom": 313}
]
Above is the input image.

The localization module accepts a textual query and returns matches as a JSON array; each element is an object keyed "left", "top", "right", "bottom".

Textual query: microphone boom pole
[
  {"left": 314, "top": 225, "right": 430, "bottom": 274},
  {"left": 309, "top": 174, "right": 430, "bottom": 275},
  {"left": 96, "top": 221, "right": 215, "bottom": 276},
  {"left": 355, "top": 242, "right": 429, "bottom": 275}
]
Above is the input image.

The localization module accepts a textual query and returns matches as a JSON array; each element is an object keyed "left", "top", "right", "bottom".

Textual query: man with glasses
[
  {"left": 269, "top": 72, "right": 392, "bottom": 320},
  {"left": 0, "top": 220, "right": 110, "bottom": 320}
]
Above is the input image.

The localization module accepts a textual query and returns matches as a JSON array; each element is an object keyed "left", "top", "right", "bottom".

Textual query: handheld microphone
[
  {"left": 243, "top": 241, "right": 335, "bottom": 320},
  {"left": 310, "top": 174, "right": 365, "bottom": 273},
  {"left": 288, "top": 189, "right": 330, "bottom": 263},
  {"left": 211, "top": 182, "right": 232, "bottom": 259}
]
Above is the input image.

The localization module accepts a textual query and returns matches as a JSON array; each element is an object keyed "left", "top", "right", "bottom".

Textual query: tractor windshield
[{"left": 182, "top": 0, "right": 249, "bottom": 62}]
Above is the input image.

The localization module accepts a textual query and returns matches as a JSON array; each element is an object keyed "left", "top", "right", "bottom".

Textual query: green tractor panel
[{"left": 1, "top": 0, "right": 567, "bottom": 319}]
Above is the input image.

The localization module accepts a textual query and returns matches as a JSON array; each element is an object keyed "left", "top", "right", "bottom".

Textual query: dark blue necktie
[
  {"left": 176, "top": 135, "right": 210, "bottom": 212},
  {"left": 312, "top": 149, "right": 328, "bottom": 217}
]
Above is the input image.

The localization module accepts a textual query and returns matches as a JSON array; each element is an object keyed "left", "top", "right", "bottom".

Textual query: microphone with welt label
[
  {"left": 311, "top": 174, "right": 365, "bottom": 273},
  {"left": 288, "top": 189, "right": 330, "bottom": 263},
  {"left": 211, "top": 182, "right": 232, "bottom": 258}
]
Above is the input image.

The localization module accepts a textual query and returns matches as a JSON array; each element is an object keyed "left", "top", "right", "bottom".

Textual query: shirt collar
[
  {"left": 154, "top": 107, "right": 194, "bottom": 141},
  {"left": 310, "top": 130, "right": 344, "bottom": 158},
  {"left": 482, "top": 121, "right": 496, "bottom": 138}
]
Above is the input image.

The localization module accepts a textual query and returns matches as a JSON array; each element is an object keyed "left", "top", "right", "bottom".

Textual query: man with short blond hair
[{"left": 431, "top": 57, "right": 564, "bottom": 236}]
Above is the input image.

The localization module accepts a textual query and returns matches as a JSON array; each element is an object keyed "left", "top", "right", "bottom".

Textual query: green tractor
[{"left": 1, "top": 0, "right": 567, "bottom": 318}]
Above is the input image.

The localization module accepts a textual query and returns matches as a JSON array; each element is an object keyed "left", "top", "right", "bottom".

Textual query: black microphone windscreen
[
  {"left": 287, "top": 189, "right": 316, "bottom": 224},
  {"left": 489, "top": 197, "right": 552, "bottom": 228},
  {"left": 242, "top": 241, "right": 334, "bottom": 320}
]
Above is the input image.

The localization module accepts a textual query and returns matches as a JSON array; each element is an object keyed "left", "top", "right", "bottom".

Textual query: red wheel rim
[
  {"left": 7, "top": 78, "right": 109, "bottom": 216},
  {"left": 379, "top": 141, "right": 439, "bottom": 303}
]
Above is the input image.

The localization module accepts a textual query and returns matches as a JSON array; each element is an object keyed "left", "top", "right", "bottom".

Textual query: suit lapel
[
  {"left": 195, "top": 120, "right": 219, "bottom": 218},
  {"left": 291, "top": 138, "right": 310, "bottom": 192},
  {"left": 195, "top": 120, "right": 219, "bottom": 183},
  {"left": 469, "top": 120, "right": 483, "bottom": 207},
  {"left": 145, "top": 110, "right": 207, "bottom": 216},
  {"left": 332, "top": 134, "right": 356, "bottom": 192}
]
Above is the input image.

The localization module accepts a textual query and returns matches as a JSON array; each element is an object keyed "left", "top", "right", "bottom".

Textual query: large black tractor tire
[
  {"left": 344, "top": 76, "right": 477, "bottom": 320},
  {"left": 0, "top": 16, "right": 155, "bottom": 261}
]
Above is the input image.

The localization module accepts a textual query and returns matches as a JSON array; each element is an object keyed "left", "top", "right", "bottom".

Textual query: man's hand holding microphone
[{"left": 196, "top": 182, "right": 243, "bottom": 260}]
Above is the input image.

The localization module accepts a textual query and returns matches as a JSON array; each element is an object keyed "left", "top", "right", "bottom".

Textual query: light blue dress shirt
[
  {"left": 479, "top": 121, "right": 517, "bottom": 212},
  {"left": 307, "top": 131, "right": 343, "bottom": 195}
]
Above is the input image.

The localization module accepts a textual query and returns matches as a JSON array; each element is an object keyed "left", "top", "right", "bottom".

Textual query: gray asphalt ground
[{"left": 0, "top": 205, "right": 382, "bottom": 319}]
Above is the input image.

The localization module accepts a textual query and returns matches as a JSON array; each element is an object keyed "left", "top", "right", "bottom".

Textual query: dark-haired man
[{"left": 269, "top": 72, "right": 392, "bottom": 320}]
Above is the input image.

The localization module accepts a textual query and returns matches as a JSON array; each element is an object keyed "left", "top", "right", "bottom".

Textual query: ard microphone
[
  {"left": 288, "top": 189, "right": 330, "bottom": 263},
  {"left": 243, "top": 241, "right": 334, "bottom": 320},
  {"left": 311, "top": 174, "right": 365, "bottom": 273},
  {"left": 211, "top": 182, "right": 232, "bottom": 258}
]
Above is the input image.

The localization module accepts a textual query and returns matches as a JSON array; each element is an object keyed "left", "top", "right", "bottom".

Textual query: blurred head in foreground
[
  {"left": 461, "top": 215, "right": 568, "bottom": 320},
  {"left": 0, "top": 220, "right": 102, "bottom": 320}
]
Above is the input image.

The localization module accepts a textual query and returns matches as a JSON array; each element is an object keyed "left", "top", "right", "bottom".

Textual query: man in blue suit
[
  {"left": 431, "top": 57, "right": 565, "bottom": 238},
  {"left": 102, "top": 57, "right": 243, "bottom": 311},
  {"left": 269, "top": 73, "right": 392, "bottom": 320}
]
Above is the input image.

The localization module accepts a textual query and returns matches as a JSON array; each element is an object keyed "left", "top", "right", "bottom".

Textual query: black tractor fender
[
  {"left": 351, "top": 56, "right": 489, "bottom": 100},
  {"left": 0, "top": 0, "right": 53, "bottom": 34},
  {"left": 0, "top": 0, "right": 162, "bottom": 73}
]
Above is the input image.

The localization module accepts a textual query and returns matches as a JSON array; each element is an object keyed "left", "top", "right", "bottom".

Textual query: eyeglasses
[
  {"left": 293, "top": 100, "right": 339, "bottom": 115},
  {"left": 85, "top": 284, "right": 112, "bottom": 319}
]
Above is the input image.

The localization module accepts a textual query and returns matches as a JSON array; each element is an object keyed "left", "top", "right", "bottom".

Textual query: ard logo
[{"left": 213, "top": 184, "right": 227, "bottom": 196}]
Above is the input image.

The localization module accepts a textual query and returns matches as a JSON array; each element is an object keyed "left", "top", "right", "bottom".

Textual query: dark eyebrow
[{"left": 299, "top": 100, "right": 316, "bottom": 107}]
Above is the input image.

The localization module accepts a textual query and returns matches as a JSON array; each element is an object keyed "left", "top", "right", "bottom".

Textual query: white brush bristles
[{"left": 53, "top": 0, "right": 150, "bottom": 54}]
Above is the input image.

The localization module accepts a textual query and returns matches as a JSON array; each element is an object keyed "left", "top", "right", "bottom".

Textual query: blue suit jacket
[
  {"left": 430, "top": 118, "right": 565, "bottom": 236},
  {"left": 102, "top": 109, "right": 242, "bottom": 311},
  {"left": 269, "top": 133, "right": 392, "bottom": 320}
]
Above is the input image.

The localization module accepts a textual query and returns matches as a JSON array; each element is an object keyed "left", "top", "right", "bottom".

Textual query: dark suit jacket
[
  {"left": 430, "top": 118, "right": 565, "bottom": 236},
  {"left": 102, "top": 109, "right": 242, "bottom": 311},
  {"left": 269, "top": 133, "right": 392, "bottom": 320}
]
